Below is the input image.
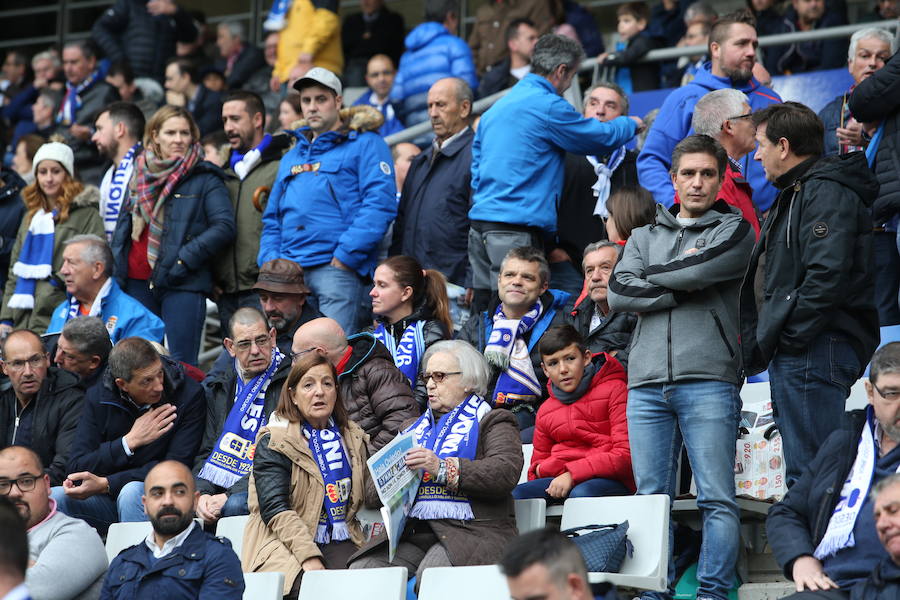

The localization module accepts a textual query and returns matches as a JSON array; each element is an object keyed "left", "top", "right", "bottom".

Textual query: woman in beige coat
[{"left": 242, "top": 353, "right": 369, "bottom": 598}]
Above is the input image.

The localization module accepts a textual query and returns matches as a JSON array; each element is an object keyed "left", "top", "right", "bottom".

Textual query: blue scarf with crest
[
  {"left": 373, "top": 320, "right": 425, "bottom": 386},
  {"left": 304, "top": 419, "right": 353, "bottom": 543}
]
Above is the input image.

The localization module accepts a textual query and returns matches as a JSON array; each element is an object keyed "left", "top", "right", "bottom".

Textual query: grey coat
[{"left": 607, "top": 200, "right": 755, "bottom": 388}]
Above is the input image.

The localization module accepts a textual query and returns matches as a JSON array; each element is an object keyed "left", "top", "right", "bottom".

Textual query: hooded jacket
[
  {"left": 1, "top": 185, "right": 106, "bottom": 332},
  {"left": 739, "top": 153, "right": 879, "bottom": 375},
  {"left": 529, "top": 353, "right": 635, "bottom": 491},
  {"left": 258, "top": 106, "right": 396, "bottom": 278},
  {"left": 636, "top": 64, "right": 781, "bottom": 212},
  {"left": 608, "top": 201, "right": 755, "bottom": 388},
  {"left": 852, "top": 559, "right": 900, "bottom": 600}
]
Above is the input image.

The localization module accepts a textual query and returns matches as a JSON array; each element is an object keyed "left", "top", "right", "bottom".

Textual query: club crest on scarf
[
  {"left": 373, "top": 321, "right": 425, "bottom": 386},
  {"left": 305, "top": 420, "right": 353, "bottom": 544},
  {"left": 485, "top": 302, "right": 543, "bottom": 407}
]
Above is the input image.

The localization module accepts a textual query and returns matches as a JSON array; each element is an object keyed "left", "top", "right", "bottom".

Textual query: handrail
[{"left": 384, "top": 18, "right": 899, "bottom": 145}]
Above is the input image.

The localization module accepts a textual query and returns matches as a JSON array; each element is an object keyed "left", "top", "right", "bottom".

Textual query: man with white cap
[{"left": 258, "top": 67, "right": 395, "bottom": 334}]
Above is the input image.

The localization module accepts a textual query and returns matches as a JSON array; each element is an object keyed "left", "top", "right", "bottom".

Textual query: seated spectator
[
  {"left": 53, "top": 316, "right": 112, "bottom": 391},
  {"left": 265, "top": 0, "right": 343, "bottom": 91},
  {"left": 767, "top": 342, "right": 900, "bottom": 599},
  {"left": 193, "top": 307, "right": 289, "bottom": 523},
  {"left": 105, "top": 62, "right": 161, "bottom": 120},
  {"left": 164, "top": 57, "right": 223, "bottom": 136},
  {"left": 17, "top": 89, "right": 61, "bottom": 144},
  {"left": 277, "top": 92, "right": 301, "bottom": 131},
  {"left": 390, "top": 77, "right": 473, "bottom": 287},
  {"left": 864, "top": 0, "right": 898, "bottom": 20},
  {"left": 515, "top": 325, "right": 633, "bottom": 502},
  {"left": 0, "top": 166, "right": 25, "bottom": 291},
  {"left": 501, "top": 528, "right": 595, "bottom": 600},
  {"left": 0, "top": 446, "right": 107, "bottom": 600},
  {"left": 0, "top": 142, "right": 105, "bottom": 335},
  {"left": 393, "top": 0, "right": 478, "bottom": 127},
  {"left": 243, "top": 31, "right": 281, "bottom": 116},
  {"left": 201, "top": 66, "right": 227, "bottom": 93},
  {"left": 0, "top": 495, "right": 28, "bottom": 600},
  {"left": 604, "top": 186, "right": 656, "bottom": 244},
  {"left": 368, "top": 256, "right": 453, "bottom": 402},
  {"left": 352, "top": 54, "right": 405, "bottom": 137},
  {"left": 570, "top": 242, "right": 637, "bottom": 366},
  {"left": 764, "top": 0, "right": 848, "bottom": 75},
  {"left": 46, "top": 235, "right": 165, "bottom": 343},
  {"left": 862, "top": 474, "right": 900, "bottom": 598},
  {"left": 53, "top": 337, "right": 205, "bottom": 531},
  {"left": 1, "top": 52, "right": 61, "bottom": 146},
  {"left": 599, "top": 2, "right": 663, "bottom": 94},
  {"left": 1, "top": 51, "right": 30, "bottom": 103},
  {"left": 291, "top": 317, "right": 418, "bottom": 450},
  {"left": 111, "top": 105, "right": 235, "bottom": 366},
  {"left": 200, "top": 130, "right": 228, "bottom": 167},
  {"left": 214, "top": 20, "right": 265, "bottom": 90},
  {"left": 11, "top": 134, "right": 43, "bottom": 186},
  {"left": 468, "top": 0, "right": 557, "bottom": 76},
  {"left": 0, "top": 330, "right": 84, "bottom": 487},
  {"left": 458, "top": 246, "right": 570, "bottom": 438},
  {"left": 349, "top": 340, "right": 522, "bottom": 585},
  {"left": 691, "top": 88, "right": 762, "bottom": 236},
  {"left": 478, "top": 18, "right": 539, "bottom": 98},
  {"left": 101, "top": 461, "right": 244, "bottom": 599},
  {"left": 819, "top": 28, "right": 894, "bottom": 157},
  {"left": 342, "top": 0, "right": 406, "bottom": 87},
  {"left": 241, "top": 353, "right": 368, "bottom": 598}
]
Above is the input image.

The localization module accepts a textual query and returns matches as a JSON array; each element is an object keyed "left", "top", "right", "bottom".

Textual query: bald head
[
  {"left": 143, "top": 461, "right": 198, "bottom": 540},
  {"left": 145, "top": 460, "right": 195, "bottom": 492},
  {"left": 292, "top": 318, "right": 348, "bottom": 366},
  {"left": 428, "top": 77, "right": 472, "bottom": 142}
]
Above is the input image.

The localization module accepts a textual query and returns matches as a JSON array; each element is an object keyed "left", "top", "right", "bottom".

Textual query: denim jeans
[
  {"left": 125, "top": 279, "right": 206, "bottom": 366},
  {"left": 627, "top": 380, "right": 741, "bottom": 600},
  {"left": 768, "top": 332, "right": 859, "bottom": 487},
  {"left": 548, "top": 260, "right": 586, "bottom": 298},
  {"left": 51, "top": 480, "right": 146, "bottom": 534},
  {"left": 513, "top": 477, "right": 630, "bottom": 501},
  {"left": 304, "top": 264, "right": 368, "bottom": 335},
  {"left": 467, "top": 226, "right": 542, "bottom": 291},
  {"left": 221, "top": 491, "right": 249, "bottom": 517}
]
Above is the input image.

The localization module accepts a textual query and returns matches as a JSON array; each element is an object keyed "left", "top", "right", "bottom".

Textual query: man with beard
[
  {"left": 0, "top": 446, "right": 107, "bottom": 600},
  {"left": 92, "top": 103, "right": 145, "bottom": 242},
  {"left": 100, "top": 461, "right": 244, "bottom": 599}
]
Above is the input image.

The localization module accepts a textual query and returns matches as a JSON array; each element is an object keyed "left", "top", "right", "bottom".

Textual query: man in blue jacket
[
  {"left": 637, "top": 9, "right": 782, "bottom": 212},
  {"left": 258, "top": 67, "right": 396, "bottom": 335},
  {"left": 468, "top": 34, "right": 642, "bottom": 311}
]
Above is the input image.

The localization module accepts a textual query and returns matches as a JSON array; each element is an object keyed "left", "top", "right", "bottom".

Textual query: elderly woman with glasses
[{"left": 349, "top": 340, "right": 523, "bottom": 586}]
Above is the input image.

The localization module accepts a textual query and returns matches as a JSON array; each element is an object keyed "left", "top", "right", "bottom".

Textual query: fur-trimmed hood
[
  {"left": 72, "top": 184, "right": 100, "bottom": 208},
  {"left": 291, "top": 104, "right": 385, "bottom": 135}
]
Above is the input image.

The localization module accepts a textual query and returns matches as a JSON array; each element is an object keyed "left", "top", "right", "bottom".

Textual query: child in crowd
[
  {"left": 599, "top": 2, "right": 663, "bottom": 93},
  {"left": 513, "top": 325, "right": 635, "bottom": 502}
]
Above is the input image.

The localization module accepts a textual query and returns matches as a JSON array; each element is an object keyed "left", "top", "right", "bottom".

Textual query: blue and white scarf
[
  {"left": 304, "top": 419, "right": 353, "bottom": 544},
  {"left": 65, "top": 277, "right": 112, "bottom": 321},
  {"left": 263, "top": 0, "right": 292, "bottom": 31},
  {"left": 405, "top": 394, "right": 491, "bottom": 520},
  {"left": 485, "top": 302, "right": 543, "bottom": 407},
  {"left": 198, "top": 348, "right": 285, "bottom": 489},
  {"left": 8, "top": 209, "right": 55, "bottom": 310},
  {"left": 99, "top": 143, "right": 140, "bottom": 242},
  {"left": 586, "top": 146, "right": 627, "bottom": 219},
  {"left": 230, "top": 134, "right": 272, "bottom": 180},
  {"left": 373, "top": 320, "right": 425, "bottom": 386},
  {"left": 56, "top": 67, "right": 104, "bottom": 126}
]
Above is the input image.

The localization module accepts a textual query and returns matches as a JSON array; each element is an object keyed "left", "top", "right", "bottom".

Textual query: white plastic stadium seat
[
  {"left": 519, "top": 444, "right": 533, "bottom": 484},
  {"left": 418, "top": 565, "right": 510, "bottom": 600},
  {"left": 243, "top": 572, "right": 284, "bottom": 600},
  {"left": 299, "top": 566, "right": 407, "bottom": 600},
  {"left": 514, "top": 498, "right": 546, "bottom": 534},
  {"left": 560, "top": 494, "right": 670, "bottom": 592},
  {"left": 216, "top": 515, "right": 250, "bottom": 557},
  {"left": 105, "top": 521, "right": 154, "bottom": 563}
]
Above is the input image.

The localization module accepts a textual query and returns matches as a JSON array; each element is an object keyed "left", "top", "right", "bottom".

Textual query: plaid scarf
[{"left": 128, "top": 143, "right": 201, "bottom": 268}]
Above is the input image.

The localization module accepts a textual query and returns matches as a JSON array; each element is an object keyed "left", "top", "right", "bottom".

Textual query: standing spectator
[
  {"left": 468, "top": 34, "right": 640, "bottom": 307},
  {"left": 637, "top": 9, "right": 781, "bottom": 212},
  {"left": 92, "top": 0, "right": 198, "bottom": 83},
  {"left": 648, "top": 0, "right": 689, "bottom": 48},
  {"left": 105, "top": 62, "right": 161, "bottom": 119},
  {"left": 468, "top": 0, "right": 560, "bottom": 76},
  {"left": 391, "top": 77, "right": 473, "bottom": 288},
  {"left": 277, "top": 92, "right": 302, "bottom": 131},
  {"left": 0, "top": 142, "right": 105, "bottom": 335},
  {"left": 267, "top": 0, "right": 343, "bottom": 91},
  {"left": 562, "top": 0, "right": 605, "bottom": 58},
  {"left": 243, "top": 32, "right": 281, "bottom": 116},
  {"left": 215, "top": 20, "right": 266, "bottom": 90},
  {"left": 1, "top": 51, "right": 62, "bottom": 146},
  {"left": 0, "top": 166, "right": 25, "bottom": 292},
  {"left": 352, "top": 55, "right": 405, "bottom": 137},
  {"left": 163, "top": 57, "right": 223, "bottom": 137},
  {"left": 92, "top": 102, "right": 145, "bottom": 241},
  {"left": 1, "top": 52, "right": 29, "bottom": 103},
  {"left": 764, "top": 0, "right": 848, "bottom": 76},
  {"left": 598, "top": 2, "right": 663, "bottom": 94},
  {"left": 257, "top": 69, "right": 395, "bottom": 335},
  {"left": 53, "top": 316, "right": 113, "bottom": 391},
  {"left": 741, "top": 103, "right": 878, "bottom": 486},
  {"left": 608, "top": 135, "right": 755, "bottom": 600},
  {"left": 478, "top": 19, "right": 539, "bottom": 98},
  {"left": 111, "top": 106, "right": 235, "bottom": 366},
  {"left": 392, "top": 0, "right": 478, "bottom": 128},
  {"left": 392, "top": 143, "right": 421, "bottom": 195},
  {"left": 342, "top": 0, "right": 406, "bottom": 87}
]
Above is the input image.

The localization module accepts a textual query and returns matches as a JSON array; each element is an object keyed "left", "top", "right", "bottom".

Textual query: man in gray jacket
[{"left": 608, "top": 134, "right": 754, "bottom": 600}]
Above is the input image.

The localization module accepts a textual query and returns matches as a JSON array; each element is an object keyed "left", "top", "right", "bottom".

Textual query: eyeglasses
[
  {"left": 0, "top": 474, "right": 42, "bottom": 495},
  {"left": 291, "top": 347, "right": 319, "bottom": 364},
  {"left": 233, "top": 335, "right": 271, "bottom": 352},
  {"left": 729, "top": 112, "right": 753, "bottom": 121},
  {"left": 3, "top": 354, "right": 46, "bottom": 372},
  {"left": 873, "top": 383, "right": 900, "bottom": 401},
  {"left": 420, "top": 371, "right": 462, "bottom": 384}
]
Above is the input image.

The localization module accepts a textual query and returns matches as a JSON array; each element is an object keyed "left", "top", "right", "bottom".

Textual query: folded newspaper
[{"left": 366, "top": 431, "right": 423, "bottom": 561}]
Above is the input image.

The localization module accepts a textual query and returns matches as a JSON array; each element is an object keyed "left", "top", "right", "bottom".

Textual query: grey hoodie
[{"left": 607, "top": 200, "right": 755, "bottom": 388}]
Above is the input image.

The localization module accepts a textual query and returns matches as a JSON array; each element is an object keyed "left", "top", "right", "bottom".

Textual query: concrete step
[{"left": 738, "top": 582, "right": 795, "bottom": 600}]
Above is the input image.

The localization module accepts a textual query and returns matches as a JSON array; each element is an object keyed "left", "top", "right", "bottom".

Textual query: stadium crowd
[{"left": 1, "top": 0, "right": 900, "bottom": 598}]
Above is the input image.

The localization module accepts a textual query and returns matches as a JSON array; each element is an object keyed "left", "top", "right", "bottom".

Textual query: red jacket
[
  {"left": 528, "top": 353, "right": 635, "bottom": 492},
  {"left": 674, "top": 162, "right": 761, "bottom": 239}
]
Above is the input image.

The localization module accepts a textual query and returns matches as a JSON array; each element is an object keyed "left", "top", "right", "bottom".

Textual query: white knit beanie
[{"left": 32, "top": 142, "right": 75, "bottom": 180}]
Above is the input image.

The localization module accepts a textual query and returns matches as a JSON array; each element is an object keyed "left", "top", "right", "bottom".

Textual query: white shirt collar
[{"left": 144, "top": 520, "right": 196, "bottom": 559}]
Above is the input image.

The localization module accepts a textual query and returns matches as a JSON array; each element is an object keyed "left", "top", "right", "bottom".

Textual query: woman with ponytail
[{"left": 368, "top": 255, "right": 453, "bottom": 406}]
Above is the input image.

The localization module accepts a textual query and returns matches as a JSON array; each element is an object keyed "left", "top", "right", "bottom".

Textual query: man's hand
[
  {"left": 629, "top": 116, "right": 645, "bottom": 133},
  {"left": 146, "top": 0, "right": 177, "bottom": 16},
  {"left": 197, "top": 493, "right": 228, "bottom": 522},
  {"left": 836, "top": 118, "right": 865, "bottom": 146},
  {"left": 330, "top": 257, "right": 350, "bottom": 271},
  {"left": 546, "top": 472, "right": 574, "bottom": 499},
  {"left": 124, "top": 404, "right": 177, "bottom": 451},
  {"left": 547, "top": 248, "right": 571, "bottom": 264},
  {"left": 62, "top": 472, "right": 109, "bottom": 500},
  {"left": 69, "top": 124, "right": 92, "bottom": 141},
  {"left": 791, "top": 556, "right": 839, "bottom": 592},
  {"left": 270, "top": 75, "right": 283, "bottom": 93},
  {"left": 302, "top": 557, "right": 326, "bottom": 571}
]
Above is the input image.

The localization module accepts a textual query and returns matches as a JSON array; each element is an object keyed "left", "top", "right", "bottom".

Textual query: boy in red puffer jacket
[{"left": 513, "top": 324, "right": 635, "bottom": 502}]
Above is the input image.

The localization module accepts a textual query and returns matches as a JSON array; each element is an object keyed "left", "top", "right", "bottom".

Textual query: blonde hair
[
  {"left": 143, "top": 105, "right": 200, "bottom": 156},
  {"left": 22, "top": 172, "right": 83, "bottom": 225}
]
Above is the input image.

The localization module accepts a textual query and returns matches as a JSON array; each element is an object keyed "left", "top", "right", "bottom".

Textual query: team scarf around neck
[
  {"left": 814, "top": 406, "right": 900, "bottom": 559},
  {"left": 373, "top": 320, "right": 425, "bottom": 386},
  {"left": 586, "top": 146, "right": 626, "bottom": 219},
  {"left": 405, "top": 394, "right": 491, "bottom": 520},
  {"left": 198, "top": 347, "right": 285, "bottom": 489},
  {"left": 56, "top": 66, "right": 104, "bottom": 125},
  {"left": 8, "top": 209, "right": 56, "bottom": 310},
  {"left": 485, "top": 302, "right": 543, "bottom": 407},
  {"left": 303, "top": 419, "right": 353, "bottom": 543},
  {"left": 129, "top": 143, "right": 201, "bottom": 269},
  {"left": 230, "top": 134, "right": 272, "bottom": 180},
  {"left": 66, "top": 277, "right": 112, "bottom": 321},
  {"left": 100, "top": 143, "right": 140, "bottom": 242}
]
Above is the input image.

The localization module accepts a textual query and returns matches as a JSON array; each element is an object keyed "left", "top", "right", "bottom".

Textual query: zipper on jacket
[
  {"left": 710, "top": 309, "right": 736, "bottom": 358},
  {"left": 11, "top": 394, "right": 37, "bottom": 445},
  {"left": 667, "top": 310, "right": 673, "bottom": 382}
]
